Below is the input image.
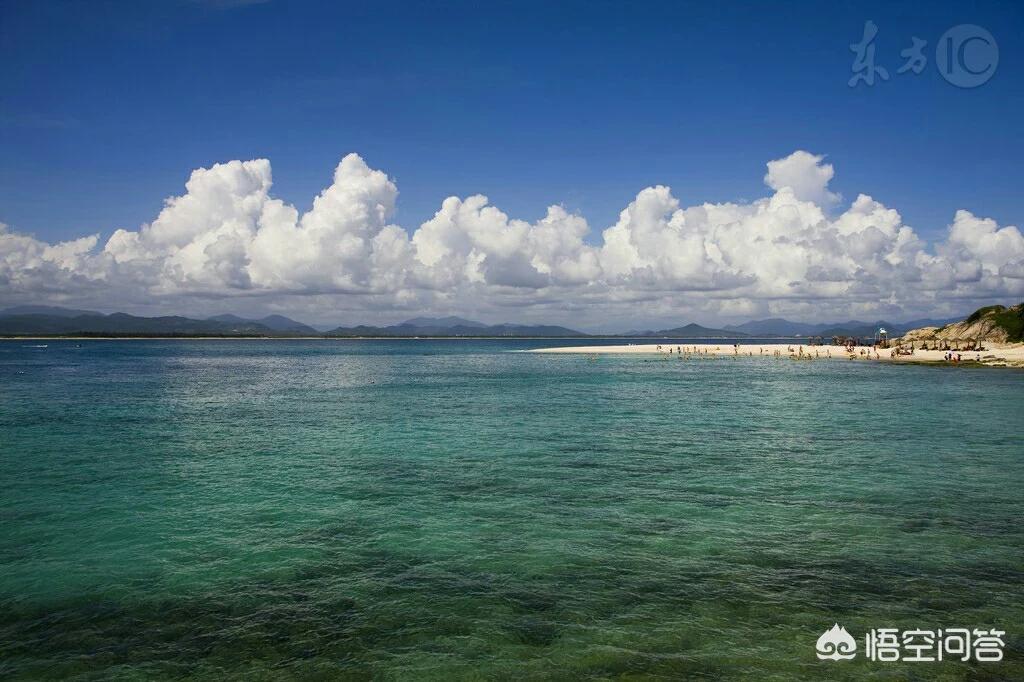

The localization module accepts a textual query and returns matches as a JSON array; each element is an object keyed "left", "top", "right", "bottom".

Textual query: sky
[{"left": 1, "top": 0, "right": 1022, "bottom": 331}]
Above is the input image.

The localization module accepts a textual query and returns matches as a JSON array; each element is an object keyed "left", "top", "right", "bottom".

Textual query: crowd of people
[{"left": 646, "top": 343, "right": 985, "bottom": 364}]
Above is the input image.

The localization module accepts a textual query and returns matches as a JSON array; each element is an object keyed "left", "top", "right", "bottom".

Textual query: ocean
[{"left": 1, "top": 339, "right": 1021, "bottom": 680}]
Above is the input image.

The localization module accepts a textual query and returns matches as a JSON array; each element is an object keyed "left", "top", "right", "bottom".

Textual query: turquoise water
[{"left": 1, "top": 339, "right": 1021, "bottom": 680}]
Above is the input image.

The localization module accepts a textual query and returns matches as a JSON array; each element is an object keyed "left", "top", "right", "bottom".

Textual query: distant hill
[
  {"left": 327, "top": 318, "right": 585, "bottom": 337},
  {"left": 207, "top": 314, "right": 250, "bottom": 324},
  {"left": 0, "top": 310, "right": 276, "bottom": 336},
  {"left": 259, "top": 315, "right": 318, "bottom": 334},
  {"left": 723, "top": 316, "right": 965, "bottom": 338},
  {"left": 0, "top": 304, "right": 101, "bottom": 318},
  {"left": 0, "top": 306, "right": 584, "bottom": 337},
  {"left": 628, "top": 323, "right": 749, "bottom": 339},
  {"left": 814, "top": 321, "right": 894, "bottom": 338},
  {"left": 400, "top": 316, "right": 488, "bottom": 329},
  {"left": 487, "top": 323, "right": 586, "bottom": 337},
  {"left": 723, "top": 318, "right": 816, "bottom": 337},
  {"left": 0, "top": 304, "right": 985, "bottom": 340},
  {"left": 209, "top": 313, "right": 317, "bottom": 334},
  {"left": 899, "top": 316, "right": 966, "bottom": 331},
  {"left": 815, "top": 318, "right": 960, "bottom": 339}
]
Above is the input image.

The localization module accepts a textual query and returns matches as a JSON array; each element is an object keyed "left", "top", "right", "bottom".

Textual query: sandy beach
[{"left": 528, "top": 343, "right": 1024, "bottom": 367}]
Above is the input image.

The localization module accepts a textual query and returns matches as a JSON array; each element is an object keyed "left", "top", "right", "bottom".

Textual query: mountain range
[
  {"left": 0, "top": 308, "right": 585, "bottom": 337},
  {"left": 0, "top": 310, "right": 281, "bottom": 336},
  {"left": 326, "top": 317, "right": 584, "bottom": 337},
  {"left": 207, "top": 314, "right": 319, "bottom": 334},
  {"left": 722, "top": 316, "right": 963, "bottom": 339},
  {"left": 620, "top": 323, "right": 748, "bottom": 338},
  {"left": 0, "top": 304, "right": 103, "bottom": 318},
  {"left": 0, "top": 306, "right": 971, "bottom": 339}
]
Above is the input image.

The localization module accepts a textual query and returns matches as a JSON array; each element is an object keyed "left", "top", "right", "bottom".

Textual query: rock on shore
[{"left": 900, "top": 303, "right": 1024, "bottom": 344}]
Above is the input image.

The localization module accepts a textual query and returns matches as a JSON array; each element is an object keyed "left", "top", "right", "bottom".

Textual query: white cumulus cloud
[
  {"left": 1, "top": 150, "right": 1021, "bottom": 327},
  {"left": 764, "top": 150, "right": 840, "bottom": 206}
]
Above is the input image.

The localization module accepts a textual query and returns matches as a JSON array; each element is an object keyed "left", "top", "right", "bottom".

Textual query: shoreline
[
  {"left": 527, "top": 343, "right": 1024, "bottom": 367},
  {"left": 0, "top": 335, "right": 794, "bottom": 341},
  {"left": 5, "top": 337, "right": 1021, "bottom": 367},
  {"left": 0, "top": 335, "right": 598, "bottom": 341}
]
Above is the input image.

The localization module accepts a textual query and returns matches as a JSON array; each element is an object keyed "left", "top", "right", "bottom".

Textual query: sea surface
[{"left": 0, "top": 339, "right": 1021, "bottom": 680}]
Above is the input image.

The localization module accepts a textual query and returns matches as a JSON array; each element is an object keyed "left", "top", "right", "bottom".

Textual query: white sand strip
[{"left": 527, "top": 343, "right": 1024, "bottom": 367}]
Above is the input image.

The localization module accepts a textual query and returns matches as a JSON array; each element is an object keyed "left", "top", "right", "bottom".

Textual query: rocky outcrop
[
  {"left": 900, "top": 326, "right": 940, "bottom": 342},
  {"left": 899, "top": 303, "right": 1024, "bottom": 344}
]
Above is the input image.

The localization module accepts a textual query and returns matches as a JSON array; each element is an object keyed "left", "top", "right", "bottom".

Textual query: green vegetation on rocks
[
  {"left": 963, "top": 303, "right": 1024, "bottom": 342},
  {"left": 981, "top": 304, "right": 1024, "bottom": 342},
  {"left": 906, "top": 302, "right": 1023, "bottom": 344}
]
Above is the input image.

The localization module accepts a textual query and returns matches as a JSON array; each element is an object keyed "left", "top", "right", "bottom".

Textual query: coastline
[
  {"left": 0, "top": 335, "right": 598, "bottom": 341},
  {"left": 0, "top": 335, "right": 799, "bottom": 341},
  {"left": 5, "top": 336, "right": 1022, "bottom": 367},
  {"left": 527, "top": 342, "right": 1024, "bottom": 367}
]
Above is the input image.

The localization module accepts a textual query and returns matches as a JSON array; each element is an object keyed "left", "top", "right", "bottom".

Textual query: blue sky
[
  {"left": 1, "top": 1, "right": 1022, "bottom": 327},
  {"left": 2, "top": 0, "right": 1021, "bottom": 244}
]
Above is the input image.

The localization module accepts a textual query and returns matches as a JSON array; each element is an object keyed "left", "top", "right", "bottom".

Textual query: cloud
[
  {"left": 1, "top": 150, "right": 1022, "bottom": 326},
  {"left": 764, "top": 150, "right": 840, "bottom": 206}
]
